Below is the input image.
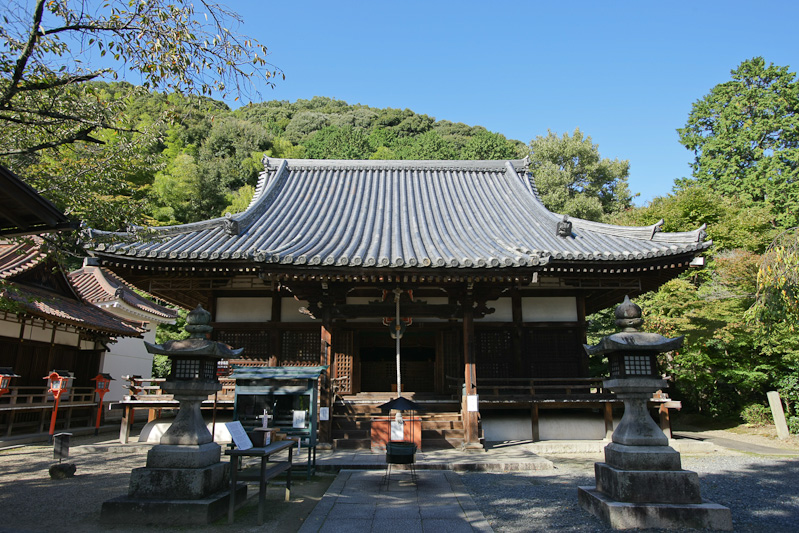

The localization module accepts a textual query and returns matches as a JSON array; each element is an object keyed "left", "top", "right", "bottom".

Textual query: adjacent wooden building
[{"left": 88, "top": 157, "right": 710, "bottom": 448}]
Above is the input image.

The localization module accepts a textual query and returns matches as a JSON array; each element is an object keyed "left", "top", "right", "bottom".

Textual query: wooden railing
[
  {"left": 120, "top": 376, "right": 236, "bottom": 403},
  {"left": 0, "top": 386, "right": 98, "bottom": 437},
  {"left": 477, "top": 377, "right": 611, "bottom": 400}
]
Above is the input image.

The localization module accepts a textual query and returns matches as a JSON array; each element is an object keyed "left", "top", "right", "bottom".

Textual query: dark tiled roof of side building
[
  {"left": 68, "top": 262, "right": 178, "bottom": 320},
  {"left": 0, "top": 240, "right": 144, "bottom": 337}
]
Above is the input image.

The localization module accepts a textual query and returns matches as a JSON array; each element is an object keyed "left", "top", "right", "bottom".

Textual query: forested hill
[{"left": 110, "top": 84, "right": 526, "bottom": 226}]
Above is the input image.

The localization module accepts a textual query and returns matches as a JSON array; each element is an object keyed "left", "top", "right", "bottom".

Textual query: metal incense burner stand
[
  {"left": 102, "top": 305, "right": 246, "bottom": 525},
  {"left": 578, "top": 296, "right": 732, "bottom": 530}
]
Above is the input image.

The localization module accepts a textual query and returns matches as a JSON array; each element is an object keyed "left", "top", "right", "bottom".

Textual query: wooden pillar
[
  {"left": 531, "top": 403, "right": 540, "bottom": 442},
  {"left": 604, "top": 402, "right": 614, "bottom": 440},
  {"left": 119, "top": 405, "right": 133, "bottom": 444},
  {"left": 462, "top": 291, "right": 481, "bottom": 450},
  {"left": 318, "top": 324, "right": 333, "bottom": 444}
]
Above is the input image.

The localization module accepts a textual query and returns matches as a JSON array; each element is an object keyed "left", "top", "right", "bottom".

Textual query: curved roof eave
[{"left": 86, "top": 158, "right": 711, "bottom": 269}]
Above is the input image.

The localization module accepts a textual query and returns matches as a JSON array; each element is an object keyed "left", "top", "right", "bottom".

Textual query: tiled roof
[
  {"left": 68, "top": 263, "right": 178, "bottom": 321},
  {"left": 0, "top": 240, "right": 144, "bottom": 337},
  {"left": 89, "top": 158, "right": 711, "bottom": 269},
  {"left": 2, "top": 284, "right": 144, "bottom": 336},
  {"left": 0, "top": 238, "right": 47, "bottom": 279}
]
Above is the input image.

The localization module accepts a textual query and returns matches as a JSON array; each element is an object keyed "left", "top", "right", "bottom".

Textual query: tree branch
[
  {"left": 1, "top": 0, "right": 47, "bottom": 108},
  {"left": 0, "top": 127, "right": 104, "bottom": 156}
]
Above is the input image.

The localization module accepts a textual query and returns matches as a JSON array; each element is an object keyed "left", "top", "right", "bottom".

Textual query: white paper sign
[
  {"left": 293, "top": 410, "right": 307, "bottom": 428},
  {"left": 390, "top": 420, "right": 404, "bottom": 440},
  {"left": 467, "top": 394, "right": 479, "bottom": 412},
  {"left": 225, "top": 421, "right": 253, "bottom": 450},
  {"left": 319, "top": 407, "right": 329, "bottom": 421}
]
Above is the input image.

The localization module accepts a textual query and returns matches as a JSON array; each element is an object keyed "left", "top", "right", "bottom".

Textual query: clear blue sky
[{"left": 226, "top": 0, "right": 798, "bottom": 205}]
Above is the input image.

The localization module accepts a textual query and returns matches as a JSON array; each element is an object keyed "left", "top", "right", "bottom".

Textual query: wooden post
[
  {"left": 318, "top": 324, "right": 333, "bottom": 444},
  {"left": 462, "top": 291, "right": 481, "bottom": 449},
  {"left": 119, "top": 405, "right": 133, "bottom": 444},
  {"left": 531, "top": 403, "right": 540, "bottom": 442},
  {"left": 604, "top": 402, "right": 614, "bottom": 440}
]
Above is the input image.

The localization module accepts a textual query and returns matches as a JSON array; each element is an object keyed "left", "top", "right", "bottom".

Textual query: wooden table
[{"left": 225, "top": 440, "right": 294, "bottom": 525}]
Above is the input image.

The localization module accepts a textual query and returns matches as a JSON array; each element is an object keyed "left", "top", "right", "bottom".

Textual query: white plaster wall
[
  {"left": 482, "top": 411, "right": 619, "bottom": 441},
  {"left": 100, "top": 326, "right": 157, "bottom": 403},
  {"left": 521, "top": 297, "right": 577, "bottom": 322},
  {"left": 281, "top": 297, "right": 313, "bottom": 322},
  {"left": 56, "top": 329, "right": 81, "bottom": 346},
  {"left": 216, "top": 297, "right": 271, "bottom": 322},
  {"left": 0, "top": 320, "right": 21, "bottom": 338},
  {"left": 480, "top": 297, "right": 513, "bottom": 322},
  {"left": 22, "top": 324, "right": 55, "bottom": 343}
]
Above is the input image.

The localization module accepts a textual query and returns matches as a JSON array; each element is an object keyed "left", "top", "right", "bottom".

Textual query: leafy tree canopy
[
  {"left": 1, "top": 0, "right": 278, "bottom": 158},
  {"left": 529, "top": 129, "right": 634, "bottom": 221},
  {"left": 678, "top": 57, "right": 799, "bottom": 228},
  {"left": 1, "top": 0, "right": 278, "bottom": 230},
  {"left": 609, "top": 185, "right": 775, "bottom": 253}
]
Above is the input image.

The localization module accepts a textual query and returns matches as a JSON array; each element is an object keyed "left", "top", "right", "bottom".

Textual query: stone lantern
[
  {"left": 102, "top": 305, "right": 246, "bottom": 525},
  {"left": 578, "top": 296, "right": 732, "bottom": 530}
]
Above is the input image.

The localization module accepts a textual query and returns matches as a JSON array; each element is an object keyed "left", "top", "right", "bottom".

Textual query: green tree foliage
[
  {"left": 1, "top": 1, "right": 278, "bottom": 231},
  {"left": 678, "top": 57, "right": 799, "bottom": 228},
  {"left": 304, "top": 126, "right": 372, "bottom": 159},
  {"left": 1, "top": 0, "right": 277, "bottom": 157},
  {"left": 602, "top": 184, "right": 796, "bottom": 418},
  {"left": 750, "top": 227, "right": 799, "bottom": 330},
  {"left": 461, "top": 130, "right": 523, "bottom": 160},
  {"left": 529, "top": 129, "right": 634, "bottom": 221},
  {"left": 609, "top": 186, "right": 774, "bottom": 253}
]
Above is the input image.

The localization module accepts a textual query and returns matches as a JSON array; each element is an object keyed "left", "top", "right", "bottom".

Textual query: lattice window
[
  {"left": 623, "top": 355, "right": 652, "bottom": 376},
  {"left": 215, "top": 330, "right": 271, "bottom": 360},
  {"left": 281, "top": 330, "right": 320, "bottom": 366},
  {"left": 334, "top": 332, "right": 354, "bottom": 395},
  {"left": 475, "top": 329, "right": 514, "bottom": 379},
  {"left": 174, "top": 359, "right": 200, "bottom": 379}
]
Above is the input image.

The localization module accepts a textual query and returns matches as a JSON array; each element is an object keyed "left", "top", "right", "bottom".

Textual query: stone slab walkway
[{"left": 298, "top": 469, "right": 493, "bottom": 533}]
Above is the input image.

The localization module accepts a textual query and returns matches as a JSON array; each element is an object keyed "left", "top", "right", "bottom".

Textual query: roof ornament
[
  {"left": 556, "top": 215, "right": 573, "bottom": 238},
  {"left": 223, "top": 213, "right": 240, "bottom": 236},
  {"left": 697, "top": 223, "right": 707, "bottom": 243},
  {"left": 651, "top": 219, "right": 664, "bottom": 240}
]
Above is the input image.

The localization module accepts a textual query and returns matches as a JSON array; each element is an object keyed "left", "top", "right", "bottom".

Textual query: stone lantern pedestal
[
  {"left": 578, "top": 297, "right": 732, "bottom": 530},
  {"left": 102, "top": 306, "right": 246, "bottom": 525}
]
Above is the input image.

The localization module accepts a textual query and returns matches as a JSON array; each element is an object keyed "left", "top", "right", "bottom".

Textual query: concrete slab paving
[{"left": 298, "top": 470, "right": 493, "bottom": 533}]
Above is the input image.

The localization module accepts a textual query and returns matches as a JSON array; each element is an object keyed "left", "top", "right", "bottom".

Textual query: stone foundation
[{"left": 578, "top": 487, "right": 733, "bottom": 530}]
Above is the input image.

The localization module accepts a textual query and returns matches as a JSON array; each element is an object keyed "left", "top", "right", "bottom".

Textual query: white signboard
[
  {"left": 390, "top": 420, "right": 404, "bottom": 441},
  {"left": 225, "top": 421, "right": 253, "bottom": 450},
  {"left": 293, "top": 410, "right": 307, "bottom": 429},
  {"left": 467, "top": 394, "right": 480, "bottom": 412},
  {"left": 319, "top": 407, "right": 330, "bottom": 421}
]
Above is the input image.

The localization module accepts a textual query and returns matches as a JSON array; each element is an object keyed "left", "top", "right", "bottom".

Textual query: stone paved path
[{"left": 298, "top": 469, "right": 493, "bottom": 533}]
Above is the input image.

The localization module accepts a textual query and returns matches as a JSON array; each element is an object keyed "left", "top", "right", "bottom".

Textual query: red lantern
[
  {"left": 44, "top": 370, "right": 71, "bottom": 438},
  {"left": 0, "top": 367, "right": 19, "bottom": 397},
  {"left": 91, "top": 373, "right": 114, "bottom": 436}
]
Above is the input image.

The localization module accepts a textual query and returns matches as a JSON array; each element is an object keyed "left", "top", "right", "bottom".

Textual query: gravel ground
[
  {"left": 0, "top": 434, "right": 333, "bottom": 533},
  {"left": 461, "top": 453, "right": 799, "bottom": 532},
  {"left": 2, "top": 430, "right": 798, "bottom": 532}
]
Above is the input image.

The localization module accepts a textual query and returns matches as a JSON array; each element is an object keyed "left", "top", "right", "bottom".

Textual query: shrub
[
  {"left": 787, "top": 416, "right": 799, "bottom": 435},
  {"left": 740, "top": 403, "right": 773, "bottom": 426}
]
